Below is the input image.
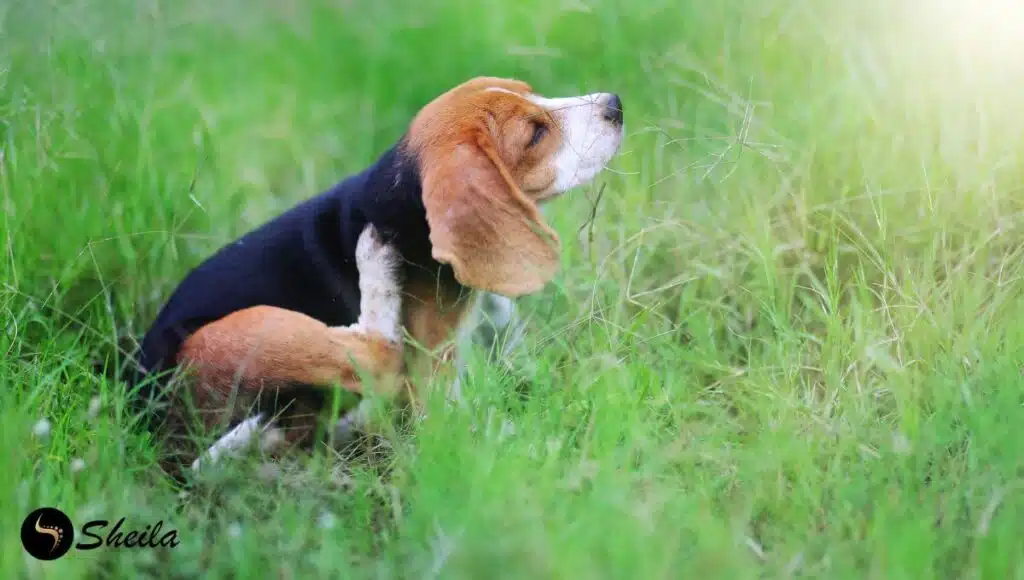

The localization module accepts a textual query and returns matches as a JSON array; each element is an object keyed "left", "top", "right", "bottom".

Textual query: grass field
[{"left": 4, "top": 0, "right": 1024, "bottom": 577}]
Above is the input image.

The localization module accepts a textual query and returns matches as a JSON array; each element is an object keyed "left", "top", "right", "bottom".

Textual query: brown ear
[{"left": 422, "top": 132, "right": 560, "bottom": 298}]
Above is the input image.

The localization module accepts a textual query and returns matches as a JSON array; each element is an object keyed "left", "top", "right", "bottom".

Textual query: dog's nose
[{"left": 603, "top": 94, "right": 623, "bottom": 126}]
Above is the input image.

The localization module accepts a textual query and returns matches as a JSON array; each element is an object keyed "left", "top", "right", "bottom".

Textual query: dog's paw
[{"left": 190, "top": 414, "right": 267, "bottom": 473}]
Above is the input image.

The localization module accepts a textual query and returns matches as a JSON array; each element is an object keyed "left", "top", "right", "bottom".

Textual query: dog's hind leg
[{"left": 184, "top": 224, "right": 406, "bottom": 470}]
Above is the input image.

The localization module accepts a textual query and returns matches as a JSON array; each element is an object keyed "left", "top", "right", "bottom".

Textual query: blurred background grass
[{"left": 3, "top": 0, "right": 1024, "bottom": 577}]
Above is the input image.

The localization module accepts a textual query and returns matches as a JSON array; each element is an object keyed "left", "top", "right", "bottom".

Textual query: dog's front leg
[
  {"left": 331, "top": 224, "right": 405, "bottom": 445},
  {"left": 350, "top": 224, "right": 404, "bottom": 344},
  {"left": 449, "top": 292, "right": 524, "bottom": 404}
]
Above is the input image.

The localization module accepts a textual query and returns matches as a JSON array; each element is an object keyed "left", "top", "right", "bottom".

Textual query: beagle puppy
[{"left": 132, "top": 77, "right": 624, "bottom": 469}]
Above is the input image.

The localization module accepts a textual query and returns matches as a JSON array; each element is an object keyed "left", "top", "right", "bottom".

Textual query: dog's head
[{"left": 405, "top": 77, "right": 624, "bottom": 297}]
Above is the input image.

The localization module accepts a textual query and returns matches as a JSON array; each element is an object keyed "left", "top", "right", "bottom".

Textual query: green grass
[{"left": 4, "top": 0, "right": 1024, "bottom": 577}]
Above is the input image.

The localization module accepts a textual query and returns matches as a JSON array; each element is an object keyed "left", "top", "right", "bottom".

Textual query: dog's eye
[{"left": 527, "top": 122, "right": 548, "bottom": 148}]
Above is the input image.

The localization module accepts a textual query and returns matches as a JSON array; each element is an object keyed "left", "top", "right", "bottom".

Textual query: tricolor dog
[{"left": 132, "top": 77, "right": 624, "bottom": 470}]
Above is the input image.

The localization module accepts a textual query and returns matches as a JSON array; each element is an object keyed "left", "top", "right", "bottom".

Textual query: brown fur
[
  {"left": 178, "top": 306, "right": 403, "bottom": 399},
  {"left": 174, "top": 306, "right": 402, "bottom": 443}
]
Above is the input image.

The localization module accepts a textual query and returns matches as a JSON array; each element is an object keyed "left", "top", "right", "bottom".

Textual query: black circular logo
[{"left": 21, "top": 507, "right": 74, "bottom": 560}]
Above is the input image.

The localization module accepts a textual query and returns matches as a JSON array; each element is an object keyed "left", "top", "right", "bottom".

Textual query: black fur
[{"left": 130, "top": 140, "right": 462, "bottom": 411}]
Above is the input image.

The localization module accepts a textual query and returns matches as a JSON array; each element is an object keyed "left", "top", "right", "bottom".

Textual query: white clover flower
[
  {"left": 32, "top": 419, "right": 52, "bottom": 440},
  {"left": 318, "top": 511, "right": 337, "bottom": 530},
  {"left": 87, "top": 396, "right": 102, "bottom": 420}
]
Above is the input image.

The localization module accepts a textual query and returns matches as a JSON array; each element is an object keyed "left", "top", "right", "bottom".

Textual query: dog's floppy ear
[{"left": 422, "top": 130, "right": 560, "bottom": 298}]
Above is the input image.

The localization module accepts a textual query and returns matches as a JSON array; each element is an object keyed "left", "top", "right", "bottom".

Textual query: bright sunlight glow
[{"left": 928, "top": 0, "right": 1024, "bottom": 62}]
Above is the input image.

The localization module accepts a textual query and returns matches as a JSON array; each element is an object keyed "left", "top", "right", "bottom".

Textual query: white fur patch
[
  {"left": 354, "top": 224, "right": 404, "bottom": 344},
  {"left": 527, "top": 92, "right": 624, "bottom": 195},
  {"left": 191, "top": 414, "right": 266, "bottom": 472}
]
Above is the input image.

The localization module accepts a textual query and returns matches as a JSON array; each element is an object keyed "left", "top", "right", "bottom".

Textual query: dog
[{"left": 131, "top": 76, "right": 624, "bottom": 470}]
